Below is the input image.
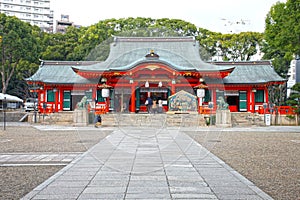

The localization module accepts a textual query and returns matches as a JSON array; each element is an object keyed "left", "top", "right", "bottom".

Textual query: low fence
[{"left": 257, "top": 106, "right": 296, "bottom": 115}]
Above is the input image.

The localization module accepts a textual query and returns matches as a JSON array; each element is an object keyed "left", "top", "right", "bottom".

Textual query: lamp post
[
  {"left": 208, "top": 101, "right": 214, "bottom": 126},
  {"left": 33, "top": 95, "right": 37, "bottom": 123},
  {"left": 33, "top": 87, "right": 37, "bottom": 123},
  {"left": 3, "top": 96, "right": 6, "bottom": 130},
  {"left": 29, "top": 86, "right": 38, "bottom": 123}
]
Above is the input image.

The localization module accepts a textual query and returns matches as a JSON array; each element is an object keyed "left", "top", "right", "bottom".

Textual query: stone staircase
[
  {"left": 231, "top": 112, "right": 265, "bottom": 127},
  {"left": 28, "top": 112, "right": 74, "bottom": 125},
  {"left": 26, "top": 111, "right": 266, "bottom": 127},
  {"left": 101, "top": 113, "right": 207, "bottom": 127}
]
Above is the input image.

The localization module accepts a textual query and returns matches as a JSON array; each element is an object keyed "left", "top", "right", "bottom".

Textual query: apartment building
[
  {"left": 287, "top": 59, "right": 300, "bottom": 97},
  {"left": 0, "top": 0, "right": 53, "bottom": 32},
  {"left": 56, "top": 14, "right": 75, "bottom": 34}
]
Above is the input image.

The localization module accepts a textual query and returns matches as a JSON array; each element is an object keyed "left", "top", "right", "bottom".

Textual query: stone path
[
  {"left": 0, "top": 153, "right": 81, "bottom": 166},
  {"left": 22, "top": 127, "right": 273, "bottom": 200}
]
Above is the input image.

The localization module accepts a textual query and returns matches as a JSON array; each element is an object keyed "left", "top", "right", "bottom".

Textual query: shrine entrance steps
[
  {"left": 231, "top": 112, "right": 265, "bottom": 127},
  {"left": 101, "top": 113, "right": 207, "bottom": 127},
  {"left": 27, "top": 111, "right": 268, "bottom": 127}
]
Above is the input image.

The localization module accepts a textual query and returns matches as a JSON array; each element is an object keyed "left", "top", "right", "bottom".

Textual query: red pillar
[
  {"left": 247, "top": 89, "right": 252, "bottom": 113},
  {"left": 55, "top": 89, "right": 59, "bottom": 112},
  {"left": 106, "top": 97, "right": 109, "bottom": 113},
  {"left": 59, "top": 89, "right": 63, "bottom": 111},
  {"left": 252, "top": 90, "right": 256, "bottom": 113},
  {"left": 130, "top": 85, "right": 136, "bottom": 113},
  {"left": 212, "top": 89, "right": 217, "bottom": 110},
  {"left": 92, "top": 87, "right": 97, "bottom": 100},
  {"left": 265, "top": 88, "right": 269, "bottom": 104},
  {"left": 171, "top": 84, "right": 175, "bottom": 95}
]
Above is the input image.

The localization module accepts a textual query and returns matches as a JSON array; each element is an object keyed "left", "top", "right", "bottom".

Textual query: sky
[{"left": 50, "top": 0, "right": 284, "bottom": 33}]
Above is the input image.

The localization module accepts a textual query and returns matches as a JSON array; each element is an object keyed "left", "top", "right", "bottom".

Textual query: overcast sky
[{"left": 51, "top": 0, "right": 284, "bottom": 33}]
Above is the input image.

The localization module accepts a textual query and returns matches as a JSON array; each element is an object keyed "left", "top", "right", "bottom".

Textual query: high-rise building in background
[
  {"left": 287, "top": 58, "right": 300, "bottom": 97},
  {"left": 56, "top": 14, "right": 75, "bottom": 34},
  {"left": 0, "top": 0, "right": 53, "bottom": 33}
]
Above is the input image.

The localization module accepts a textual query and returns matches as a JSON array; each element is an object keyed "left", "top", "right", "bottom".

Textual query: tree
[
  {"left": 197, "top": 28, "right": 220, "bottom": 61},
  {"left": 0, "top": 14, "right": 40, "bottom": 94},
  {"left": 197, "top": 28, "right": 263, "bottom": 61},
  {"left": 263, "top": 0, "right": 300, "bottom": 76},
  {"left": 219, "top": 32, "right": 263, "bottom": 61}
]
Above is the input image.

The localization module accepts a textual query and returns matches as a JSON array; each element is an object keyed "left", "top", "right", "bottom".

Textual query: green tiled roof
[
  {"left": 219, "top": 62, "right": 286, "bottom": 84},
  {"left": 26, "top": 62, "right": 95, "bottom": 84},
  {"left": 73, "top": 37, "right": 232, "bottom": 72}
]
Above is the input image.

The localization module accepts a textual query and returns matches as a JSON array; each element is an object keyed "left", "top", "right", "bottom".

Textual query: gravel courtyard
[
  {"left": 0, "top": 125, "right": 299, "bottom": 199},
  {"left": 186, "top": 129, "right": 300, "bottom": 200}
]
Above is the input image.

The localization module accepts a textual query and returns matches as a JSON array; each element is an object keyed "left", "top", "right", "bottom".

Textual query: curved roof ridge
[{"left": 114, "top": 36, "right": 196, "bottom": 42}]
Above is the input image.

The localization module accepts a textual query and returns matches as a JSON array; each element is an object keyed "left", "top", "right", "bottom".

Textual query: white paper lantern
[
  {"left": 197, "top": 89, "right": 205, "bottom": 98},
  {"left": 101, "top": 88, "right": 110, "bottom": 97}
]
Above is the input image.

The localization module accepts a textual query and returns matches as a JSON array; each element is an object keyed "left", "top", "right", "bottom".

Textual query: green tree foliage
[
  {"left": 41, "top": 26, "right": 85, "bottom": 60},
  {"left": 197, "top": 28, "right": 263, "bottom": 61},
  {"left": 0, "top": 14, "right": 41, "bottom": 94},
  {"left": 197, "top": 28, "right": 220, "bottom": 60},
  {"left": 263, "top": 0, "right": 300, "bottom": 76},
  {"left": 220, "top": 32, "right": 263, "bottom": 61}
]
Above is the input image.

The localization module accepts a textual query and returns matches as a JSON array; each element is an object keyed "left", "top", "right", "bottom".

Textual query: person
[
  {"left": 158, "top": 99, "right": 163, "bottom": 113},
  {"left": 94, "top": 114, "right": 102, "bottom": 128},
  {"left": 146, "top": 96, "right": 153, "bottom": 113},
  {"left": 152, "top": 99, "right": 157, "bottom": 113}
]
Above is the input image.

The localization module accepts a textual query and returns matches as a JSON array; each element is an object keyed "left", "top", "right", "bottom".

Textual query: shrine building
[{"left": 26, "top": 36, "right": 286, "bottom": 114}]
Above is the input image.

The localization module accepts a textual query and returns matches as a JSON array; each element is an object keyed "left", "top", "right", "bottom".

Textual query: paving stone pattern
[
  {"left": 0, "top": 153, "right": 81, "bottom": 166},
  {"left": 22, "top": 127, "right": 273, "bottom": 200}
]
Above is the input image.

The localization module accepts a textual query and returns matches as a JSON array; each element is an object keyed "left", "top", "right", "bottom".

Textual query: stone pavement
[
  {"left": 21, "top": 126, "right": 274, "bottom": 200},
  {"left": 0, "top": 153, "right": 81, "bottom": 166}
]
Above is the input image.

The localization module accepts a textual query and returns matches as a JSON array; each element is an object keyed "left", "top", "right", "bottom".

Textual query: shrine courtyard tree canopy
[{"left": 26, "top": 36, "right": 285, "bottom": 114}]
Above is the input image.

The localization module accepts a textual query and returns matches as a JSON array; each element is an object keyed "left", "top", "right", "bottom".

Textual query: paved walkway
[
  {"left": 0, "top": 153, "right": 81, "bottom": 166},
  {"left": 21, "top": 126, "right": 273, "bottom": 200}
]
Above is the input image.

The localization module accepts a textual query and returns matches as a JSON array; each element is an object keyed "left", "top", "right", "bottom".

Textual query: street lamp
[
  {"left": 3, "top": 96, "right": 6, "bottom": 130},
  {"left": 29, "top": 86, "right": 39, "bottom": 123},
  {"left": 208, "top": 101, "right": 214, "bottom": 126}
]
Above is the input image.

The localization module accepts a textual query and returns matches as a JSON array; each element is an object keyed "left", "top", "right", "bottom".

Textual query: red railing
[
  {"left": 257, "top": 106, "right": 296, "bottom": 115},
  {"left": 89, "top": 103, "right": 106, "bottom": 115},
  {"left": 199, "top": 106, "right": 216, "bottom": 114},
  {"left": 38, "top": 103, "right": 55, "bottom": 113}
]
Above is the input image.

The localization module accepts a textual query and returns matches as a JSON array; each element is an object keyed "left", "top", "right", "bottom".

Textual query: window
[
  {"left": 239, "top": 91, "right": 247, "bottom": 111},
  {"left": 47, "top": 90, "right": 55, "bottom": 102},
  {"left": 85, "top": 91, "right": 92, "bottom": 102},
  {"left": 204, "top": 89, "right": 211, "bottom": 102},
  {"left": 255, "top": 90, "right": 264, "bottom": 103},
  {"left": 96, "top": 90, "right": 105, "bottom": 103}
]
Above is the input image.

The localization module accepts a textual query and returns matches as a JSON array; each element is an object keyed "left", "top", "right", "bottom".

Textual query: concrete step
[{"left": 101, "top": 113, "right": 207, "bottom": 127}]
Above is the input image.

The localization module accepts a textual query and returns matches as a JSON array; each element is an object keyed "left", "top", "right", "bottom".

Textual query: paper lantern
[
  {"left": 102, "top": 88, "right": 110, "bottom": 97},
  {"left": 197, "top": 89, "right": 205, "bottom": 98}
]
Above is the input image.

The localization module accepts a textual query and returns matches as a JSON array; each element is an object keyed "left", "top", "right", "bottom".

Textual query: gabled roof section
[
  {"left": 26, "top": 61, "right": 98, "bottom": 84},
  {"left": 72, "top": 36, "right": 233, "bottom": 72},
  {"left": 211, "top": 61, "right": 286, "bottom": 84}
]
